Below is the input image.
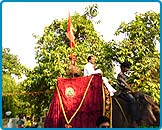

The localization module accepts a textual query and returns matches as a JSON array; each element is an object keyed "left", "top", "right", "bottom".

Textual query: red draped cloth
[{"left": 44, "top": 74, "right": 103, "bottom": 128}]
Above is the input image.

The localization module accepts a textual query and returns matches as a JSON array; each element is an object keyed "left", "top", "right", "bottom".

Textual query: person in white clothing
[{"left": 84, "top": 55, "right": 116, "bottom": 96}]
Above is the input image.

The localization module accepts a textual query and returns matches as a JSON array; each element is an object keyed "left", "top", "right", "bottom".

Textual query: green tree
[
  {"left": 2, "top": 48, "right": 29, "bottom": 118},
  {"left": 2, "top": 74, "right": 17, "bottom": 118},
  {"left": 23, "top": 4, "right": 115, "bottom": 117},
  {"left": 112, "top": 11, "right": 160, "bottom": 104},
  {"left": 2, "top": 48, "right": 26, "bottom": 78}
]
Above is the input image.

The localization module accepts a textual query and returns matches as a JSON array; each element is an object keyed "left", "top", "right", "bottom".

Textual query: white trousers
[{"left": 102, "top": 77, "right": 116, "bottom": 96}]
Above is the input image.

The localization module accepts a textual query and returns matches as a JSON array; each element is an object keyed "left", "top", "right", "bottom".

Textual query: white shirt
[
  {"left": 84, "top": 62, "right": 102, "bottom": 76},
  {"left": 84, "top": 62, "right": 116, "bottom": 96}
]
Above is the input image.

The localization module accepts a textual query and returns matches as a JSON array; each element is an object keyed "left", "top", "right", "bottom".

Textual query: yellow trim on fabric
[
  {"left": 102, "top": 83, "right": 105, "bottom": 116},
  {"left": 57, "top": 75, "right": 94, "bottom": 125}
]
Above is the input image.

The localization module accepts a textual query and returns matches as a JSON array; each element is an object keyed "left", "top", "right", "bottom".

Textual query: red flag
[
  {"left": 66, "top": 12, "right": 75, "bottom": 48},
  {"left": 45, "top": 75, "right": 104, "bottom": 128}
]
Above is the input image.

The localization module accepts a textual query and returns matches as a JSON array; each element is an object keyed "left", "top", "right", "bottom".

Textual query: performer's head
[
  {"left": 120, "top": 62, "right": 131, "bottom": 72},
  {"left": 88, "top": 55, "right": 95, "bottom": 64},
  {"left": 96, "top": 116, "right": 110, "bottom": 128}
]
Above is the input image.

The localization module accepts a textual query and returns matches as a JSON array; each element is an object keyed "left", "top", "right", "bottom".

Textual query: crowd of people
[{"left": 15, "top": 113, "right": 38, "bottom": 128}]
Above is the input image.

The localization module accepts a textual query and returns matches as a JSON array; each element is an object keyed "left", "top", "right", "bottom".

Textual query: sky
[{"left": 2, "top": 2, "right": 160, "bottom": 70}]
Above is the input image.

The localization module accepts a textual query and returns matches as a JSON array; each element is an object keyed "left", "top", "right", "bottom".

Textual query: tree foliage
[
  {"left": 2, "top": 74, "right": 17, "bottom": 118},
  {"left": 112, "top": 11, "right": 160, "bottom": 104},
  {"left": 2, "top": 48, "right": 29, "bottom": 118},
  {"left": 2, "top": 48, "right": 26, "bottom": 78}
]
